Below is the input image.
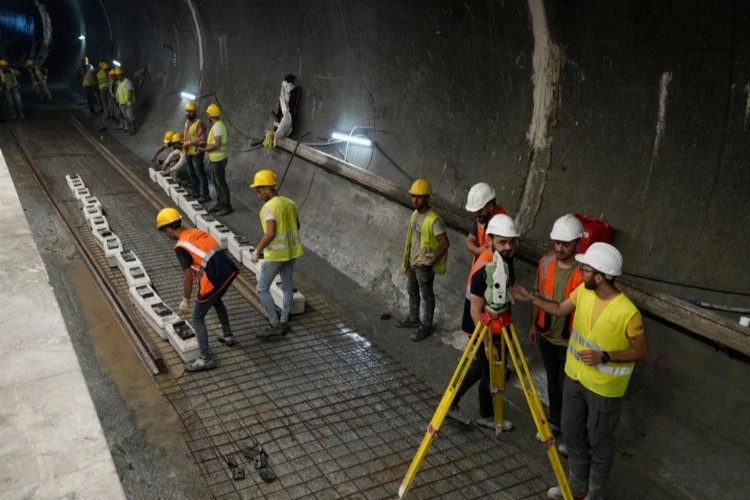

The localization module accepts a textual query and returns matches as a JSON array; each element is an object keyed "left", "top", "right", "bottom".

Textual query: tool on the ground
[
  {"left": 242, "top": 443, "right": 276, "bottom": 483},
  {"left": 398, "top": 312, "right": 572, "bottom": 499},
  {"left": 225, "top": 455, "right": 245, "bottom": 481}
]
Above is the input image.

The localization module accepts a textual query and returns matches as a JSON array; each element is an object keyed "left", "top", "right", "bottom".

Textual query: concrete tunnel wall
[{"left": 68, "top": 0, "right": 750, "bottom": 497}]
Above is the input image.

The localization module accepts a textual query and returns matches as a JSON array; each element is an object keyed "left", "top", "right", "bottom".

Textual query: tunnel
[{"left": 0, "top": 0, "right": 748, "bottom": 498}]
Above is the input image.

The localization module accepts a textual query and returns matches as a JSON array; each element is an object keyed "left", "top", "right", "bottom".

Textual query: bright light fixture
[
  {"left": 112, "top": 60, "right": 121, "bottom": 67},
  {"left": 78, "top": 34, "right": 86, "bottom": 41},
  {"left": 180, "top": 91, "right": 197, "bottom": 100},
  {"left": 331, "top": 132, "right": 372, "bottom": 147}
]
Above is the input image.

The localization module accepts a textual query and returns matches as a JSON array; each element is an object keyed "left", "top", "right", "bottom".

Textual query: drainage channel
[{"left": 8, "top": 115, "right": 550, "bottom": 499}]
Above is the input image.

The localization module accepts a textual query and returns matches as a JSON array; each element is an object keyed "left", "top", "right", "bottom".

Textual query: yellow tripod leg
[
  {"left": 398, "top": 322, "right": 489, "bottom": 499},
  {"left": 501, "top": 324, "right": 573, "bottom": 500},
  {"left": 489, "top": 335, "right": 507, "bottom": 436}
]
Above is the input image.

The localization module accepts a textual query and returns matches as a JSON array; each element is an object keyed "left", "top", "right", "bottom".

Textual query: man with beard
[
  {"left": 398, "top": 178, "right": 450, "bottom": 341},
  {"left": 464, "top": 182, "right": 507, "bottom": 265},
  {"left": 183, "top": 101, "right": 210, "bottom": 202},
  {"left": 528, "top": 214, "right": 585, "bottom": 455},
  {"left": 446, "top": 214, "right": 517, "bottom": 431},
  {"left": 200, "top": 104, "right": 233, "bottom": 215},
  {"left": 509, "top": 243, "right": 648, "bottom": 500}
]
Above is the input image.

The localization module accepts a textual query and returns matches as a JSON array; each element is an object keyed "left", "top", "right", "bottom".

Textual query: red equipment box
[{"left": 574, "top": 214, "right": 614, "bottom": 253}]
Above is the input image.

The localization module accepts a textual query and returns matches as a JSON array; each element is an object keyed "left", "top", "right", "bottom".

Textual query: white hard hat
[
  {"left": 465, "top": 182, "right": 496, "bottom": 212},
  {"left": 550, "top": 214, "right": 584, "bottom": 242},
  {"left": 575, "top": 242, "right": 623, "bottom": 277},
  {"left": 486, "top": 214, "right": 519, "bottom": 238}
]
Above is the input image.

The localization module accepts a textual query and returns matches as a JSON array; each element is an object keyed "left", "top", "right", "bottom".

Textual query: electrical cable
[
  {"left": 277, "top": 132, "right": 310, "bottom": 191},
  {"left": 622, "top": 270, "right": 750, "bottom": 296},
  {"left": 194, "top": 92, "right": 262, "bottom": 143},
  {"left": 685, "top": 299, "right": 750, "bottom": 314}
]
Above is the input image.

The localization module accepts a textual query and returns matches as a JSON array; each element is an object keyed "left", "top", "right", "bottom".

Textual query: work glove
[
  {"left": 250, "top": 250, "right": 260, "bottom": 264},
  {"left": 178, "top": 297, "right": 190, "bottom": 317}
]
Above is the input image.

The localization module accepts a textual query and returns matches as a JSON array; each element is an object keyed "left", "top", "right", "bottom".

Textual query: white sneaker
[
  {"left": 558, "top": 443, "right": 568, "bottom": 457},
  {"left": 475, "top": 416, "right": 514, "bottom": 432},
  {"left": 547, "top": 487, "right": 563, "bottom": 499},
  {"left": 185, "top": 356, "right": 216, "bottom": 372}
]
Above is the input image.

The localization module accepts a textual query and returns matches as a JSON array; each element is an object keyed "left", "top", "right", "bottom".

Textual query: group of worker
[
  {"left": 79, "top": 56, "right": 135, "bottom": 134},
  {"left": 0, "top": 57, "right": 55, "bottom": 120},
  {"left": 400, "top": 178, "right": 648, "bottom": 499}
]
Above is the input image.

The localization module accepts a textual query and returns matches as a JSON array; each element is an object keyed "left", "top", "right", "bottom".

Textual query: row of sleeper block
[
  {"left": 65, "top": 173, "right": 200, "bottom": 363},
  {"left": 147, "top": 167, "right": 306, "bottom": 314}
]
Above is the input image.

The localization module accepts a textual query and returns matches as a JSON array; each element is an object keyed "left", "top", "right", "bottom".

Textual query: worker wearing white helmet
[
  {"left": 528, "top": 214, "right": 585, "bottom": 454},
  {"left": 447, "top": 213, "right": 518, "bottom": 432},
  {"left": 464, "top": 182, "right": 508, "bottom": 265},
  {"left": 509, "top": 242, "right": 648, "bottom": 500}
]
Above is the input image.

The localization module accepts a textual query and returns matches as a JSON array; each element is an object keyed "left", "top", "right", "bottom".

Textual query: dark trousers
[
  {"left": 406, "top": 265, "right": 435, "bottom": 328},
  {"left": 453, "top": 342, "right": 494, "bottom": 417},
  {"left": 209, "top": 158, "right": 231, "bottom": 209},
  {"left": 540, "top": 337, "right": 568, "bottom": 428},
  {"left": 85, "top": 87, "right": 99, "bottom": 114},
  {"left": 186, "top": 153, "right": 209, "bottom": 198},
  {"left": 192, "top": 285, "right": 232, "bottom": 359},
  {"left": 562, "top": 377, "right": 623, "bottom": 499}
]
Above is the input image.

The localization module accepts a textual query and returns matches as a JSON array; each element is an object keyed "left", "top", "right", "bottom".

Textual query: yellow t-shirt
[{"left": 569, "top": 287, "right": 644, "bottom": 338}]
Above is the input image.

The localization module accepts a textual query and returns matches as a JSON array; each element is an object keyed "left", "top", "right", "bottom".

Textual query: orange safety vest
[
  {"left": 535, "top": 252, "right": 583, "bottom": 339},
  {"left": 463, "top": 248, "right": 499, "bottom": 336},
  {"left": 174, "top": 228, "right": 238, "bottom": 302},
  {"left": 473, "top": 205, "right": 508, "bottom": 264}
]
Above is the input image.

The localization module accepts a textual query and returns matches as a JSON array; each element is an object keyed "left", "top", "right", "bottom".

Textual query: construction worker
[
  {"left": 113, "top": 67, "right": 135, "bottom": 134},
  {"left": 200, "top": 104, "right": 232, "bottom": 215},
  {"left": 249, "top": 169, "right": 303, "bottom": 337},
  {"left": 528, "top": 214, "right": 585, "bottom": 455},
  {"left": 108, "top": 69, "right": 121, "bottom": 128},
  {"left": 156, "top": 208, "right": 239, "bottom": 372},
  {"left": 0, "top": 59, "right": 24, "bottom": 119},
  {"left": 152, "top": 130, "right": 175, "bottom": 164},
  {"left": 273, "top": 74, "right": 299, "bottom": 144},
  {"left": 161, "top": 133, "right": 190, "bottom": 186},
  {"left": 447, "top": 214, "right": 517, "bottom": 431},
  {"left": 464, "top": 182, "right": 507, "bottom": 264},
  {"left": 24, "top": 59, "right": 52, "bottom": 102},
  {"left": 183, "top": 101, "right": 210, "bottom": 202},
  {"left": 82, "top": 60, "right": 99, "bottom": 114},
  {"left": 96, "top": 62, "right": 114, "bottom": 119},
  {"left": 397, "top": 178, "right": 450, "bottom": 341},
  {"left": 509, "top": 243, "right": 648, "bottom": 500}
]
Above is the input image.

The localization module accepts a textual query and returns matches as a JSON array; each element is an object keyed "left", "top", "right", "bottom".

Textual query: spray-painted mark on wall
[
  {"left": 641, "top": 71, "right": 672, "bottom": 209},
  {"left": 217, "top": 34, "right": 228, "bottom": 70},
  {"left": 744, "top": 83, "right": 750, "bottom": 131}
]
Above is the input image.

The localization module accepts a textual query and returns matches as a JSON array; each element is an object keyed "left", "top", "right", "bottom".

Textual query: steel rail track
[{"left": 6, "top": 124, "right": 165, "bottom": 374}]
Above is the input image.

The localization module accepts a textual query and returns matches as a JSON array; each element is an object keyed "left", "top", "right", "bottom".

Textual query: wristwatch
[
  {"left": 529, "top": 291, "right": 536, "bottom": 302},
  {"left": 601, "top": 351, "right": 610, "bottom": 364}
]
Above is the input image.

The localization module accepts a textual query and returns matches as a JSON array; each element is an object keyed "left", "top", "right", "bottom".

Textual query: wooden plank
[{"left": 277, "top": 139, "right": 750, "bottom": 356}]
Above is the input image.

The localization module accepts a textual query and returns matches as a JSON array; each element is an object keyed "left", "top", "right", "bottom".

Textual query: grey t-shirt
[{"left": 410, "top": 212, "right": 446, "bottom": 266}]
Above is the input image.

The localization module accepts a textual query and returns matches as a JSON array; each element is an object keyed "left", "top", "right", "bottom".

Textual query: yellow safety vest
[
  {"left": 96, "top": 68, "right": 109, "bottom": 89},
  {"left": 116, "top": 78, "right": 134, "bottom": 104},
  {"left": 565, "top": 285, "right": 639, "bottom": 398},
  {"left": 185, "top": 118, "right": 203, "bottom": 156},
  {"left": 260, "top": 196, "right": 303, "bottom": 262},
  {"left": 0, "top": 68, "right": 19, "bottom": 89},
  {"left": 207, "top": 120, "right": 228, "bottom": 162},
  {"left": 403, "top": 209, "right": 447, "bottom": 275},
  {"left": 83, "top": 70, "right": 97, "bottom": 87}
]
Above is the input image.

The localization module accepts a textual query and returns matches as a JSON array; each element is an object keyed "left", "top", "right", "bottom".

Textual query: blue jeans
[
  {"left": 257, "top": 259, "right": 295, "bottom": 325},
  {"left": 186, "top": 153, "right": 209, "bottom": 198},
  {"left": 191, "top": 286, "right": 231, "bottom": 359}
]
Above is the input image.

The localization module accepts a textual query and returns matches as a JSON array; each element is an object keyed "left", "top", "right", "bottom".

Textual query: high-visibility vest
[
  {"left": 260, "top": 196, "right": 304, "bottom": 262},
  {"left": 116, "top": 78, "right": 134, "bottom": 104},
  {"left": 465, "top": 249, "right": 493, "bottom": 300},
  {"left": 207, "top": 120, "right": 228, "bottom": 162},
  {"left": 535, "top": 252, "right": 583, "bottom": 340},
  {"left": 565, "top": 285, "right": 639, "bottom": 398},
  {"left": 184, "top": 118, "right": 203, "bottom": 156},
  {"left": 403, "top": 209, "right": 448, "bottom": 275},
  {"left": 0, "top": 68, "right": 19, "bottom": 89},
  {"left": 83, "top": 70, "right": 97, "bottom": 87},
  {"left": 96, "top": 68, "right": 109, "bottom": 89},
  {"left": 174, "top": 228, "right": 238, "bottom": 302},
  {"left": 473, "top": 205, "right": 508, "bottom": 264},
  {"left": 462, "top": 249, "right": 512, "bottom": 336}
]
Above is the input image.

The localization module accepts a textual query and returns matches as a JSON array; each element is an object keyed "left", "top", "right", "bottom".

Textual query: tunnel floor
[{"left": 3, "top": 108, "right": 555, "bottom": 498}]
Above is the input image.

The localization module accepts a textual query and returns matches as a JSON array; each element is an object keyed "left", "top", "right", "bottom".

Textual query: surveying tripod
[{"left": 398, "top": 309, "right": 573, "bottom": 499}]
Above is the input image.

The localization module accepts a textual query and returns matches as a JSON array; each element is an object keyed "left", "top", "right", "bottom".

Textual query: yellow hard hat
[
  {"left": 99, "top": 61, "right": 109, "bottom": 69},
  {"left": 25, "top": 59, "right": 33, "bottom": 67},
  {"left": 108, "top": 69, "right": 115, "bottom": 76},
  {"left": 408, "top": 178, "right": 432, "bottom": 196},
  {"left": 0, "top": 59, "right": 8, "bottom": 67},
  {"left": 171, "top": 133, "right": 183, "bottom": 143},
  {"left": 81, "top": 56, "right": 89, "bottom": 63},
  {"left": 156, "top": 208, "right": 181, "bottom": 229},
  {"left": 206, "top": 103, "right": 221, "bottom": 117},
  {"left": 111, "top": 67, "right": 122, "bottom": 76},
  {"left": 250, "top": 169, "right": 278, "bottom": 188},
  {"left": 185, "top": 101, "right": 196, "bottom": 111},
  {"left": 163, "top": 130, "right": 175, "bottom": 144}
]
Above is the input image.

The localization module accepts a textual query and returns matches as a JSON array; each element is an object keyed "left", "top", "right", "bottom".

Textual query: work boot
[
  {"left": 557, "top": 443, "right": 568, "bottom": 458},
  {"left": 185, "top": 356, "right": 216, "bottom": 372},
  {"left": 197, "top": 196, "right": 211, "bottom": 203},
  {"left": 396, "top": 318, "right": 420, "bottom": 329},
  {"left": 446, "top": 406, "right": 472, "bottom": 426},
  {"left": 207, "top": 204, "right": 223, "bottom": 213},
  {"left": 216, "top": 206, "right": 234, "bottom": 216},
  {"left": 218, "top": 332, "right": 236, "bottom": 347},
  {"left": 475, "top": 416, "right": 514, "bottom": 432},
  {"left": 410, "top": 325, "right": 433, "bottom": 342}
]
